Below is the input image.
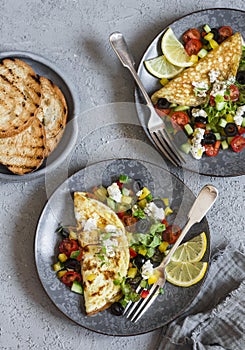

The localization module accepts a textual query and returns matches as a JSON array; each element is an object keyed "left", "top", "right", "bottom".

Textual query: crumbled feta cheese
[
  {"left": 234, "top": 105, "right": 245, "bottom": 125},
  {"left": 192, "top": 108, "right": 207, "bottom": 118},
  {"left": 190, "top": 144, "right": 206, "bottom": 160},
  {"left": 208, "top": 70, "right": 220, "bottom": 83},
  {"left": 192, "top": 81, "right": 209, "bottom": 97},
  {"left": 107, "top": 182, "right": 122, "bottom": 203},
  {"left": 83, "top": 217, "right": 98, "bottom": 231},
  {"left": 136, "top": 189, "right": 143, "bottom": 197},
  {"left": 141, "top": 260, "right": 154, "bottom": 280},
  {"left": 105, "top": 224, "right": 122, "bottom": 237},
  {"left": 103, "top": 238, "right": 118, "bottom": 257},
  {"left": 190, "top": 128, "right": 205, "bottom": 160},
  {"left": 144, "top": 202, "right": 165, "bottom": 221},
  {"left": 210, "top": 81, "right": 227, "bottom": 97}
]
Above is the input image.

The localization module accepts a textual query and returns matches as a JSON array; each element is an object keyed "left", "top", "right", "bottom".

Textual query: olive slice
[
  {"left": 224, "top": 123, "right": 238, "bottom": 136},
  {"left": 157, "top": 98, "right": 170, "bottom": 109}
]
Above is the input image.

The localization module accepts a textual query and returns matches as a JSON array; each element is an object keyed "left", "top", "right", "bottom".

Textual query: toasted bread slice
[
  {"left": 36, "top": 77, "right": 68, "bottom": 156},
  {"left": 0, "top": 58, "right": 41, "bottom": 137},
  {"left": 151, "top": 32, "right": 242, "bottom": 106},
  {"left": 0, "top": 117, "right": 46, "bottom": 175}
]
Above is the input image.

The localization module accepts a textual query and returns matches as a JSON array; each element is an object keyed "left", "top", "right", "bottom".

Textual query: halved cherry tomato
[
  {"left": 140, "top": 289, "right": 150, "bottom": 298},
  {"left": 182, "top": 28, "right": 201, "bottom": 43},
  {"left": 230, "top": 135, "right": 245, "bottom": 152},
  {"left": 61, "top": 271, "right": 82, "bottom": 287},
  {"left": 204, "top": 140, "right": 221, "bottom": 157},
  {"left": 218, "top": 26, "right": 233, "bottom": 41},
  {"left": 162, "top": 224, "right": 181, "bottom": 244},
  {"left": 229, "top": 85, "right": 240, "bottom": 102},
  {"left": 117, "top": 211, "right": 126, "bottom": 219},
  {"left": 238, "top": 126, "right": 245, "bottom": 135},
  {"left": 154, "top": 106, "right": 171, "bottom": 118},
  {"left": 59, "top": 239, "right": 79, "bottom": 257},
  {"left": 162, "top": 218, "right": 169, "bottom": 228},
  {"left": 129, "top": 247, "right": 137, "bottom": 258},
  {"left": 184, "top": 39, "right": 202, "bottom": 56},
  {"left": 171, "top": 111, "right": 189, "bottom": 129}
]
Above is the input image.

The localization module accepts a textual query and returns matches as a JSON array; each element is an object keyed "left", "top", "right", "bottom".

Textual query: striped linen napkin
[{"left": 156, "top": 241, "right": 245, "bottom": 350}]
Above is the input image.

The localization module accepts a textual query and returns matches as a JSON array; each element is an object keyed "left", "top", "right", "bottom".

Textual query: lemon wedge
[
  {"left": 144, "top": 55, "right": 183, "bottom": 79},
  {"left": 170, "top": 232, "right": 207, "bottom": 263},
  {"left": 161, "top": 27, "right": 193, "bottom": 67},
  {"left": 165, "top": 261, "right": 208, "bottom": 287}
]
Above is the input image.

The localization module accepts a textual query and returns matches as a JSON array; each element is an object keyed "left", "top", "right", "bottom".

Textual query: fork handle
[
  {"left": 161, "top": 184, "right": 218, "bottom": 268},
  {"left": 109, "top": 32, "right": 153, "bottom": 107}
]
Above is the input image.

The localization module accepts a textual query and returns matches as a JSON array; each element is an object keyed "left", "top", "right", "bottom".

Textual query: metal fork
[
  {"left": 124, "top": 184, "right": 218, "bottom": 322},
  {"left": 109, "top": 31, "right": 185, "bottom": 167}
]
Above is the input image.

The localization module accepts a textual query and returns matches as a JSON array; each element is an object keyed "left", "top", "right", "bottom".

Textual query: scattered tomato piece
[{"left": 230, "top": 135, "right": 245, "bottom": 152}]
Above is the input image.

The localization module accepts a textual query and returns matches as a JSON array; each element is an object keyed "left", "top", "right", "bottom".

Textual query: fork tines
[{"left": 124, "top": 284, "right": 160, "bottom": 323}]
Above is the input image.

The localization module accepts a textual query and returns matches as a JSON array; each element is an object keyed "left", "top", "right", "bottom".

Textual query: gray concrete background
[{"left": 0, "top": 1, "right": 244, "bottom": 349}]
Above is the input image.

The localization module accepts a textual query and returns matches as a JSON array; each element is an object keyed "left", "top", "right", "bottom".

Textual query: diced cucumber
[
  {"left": 242, "top": 117, "right": 245, "bottom": 127},
  {"left": 221, "top": 140, "right": 229, "bottom": 150},
  {"left": 71, "top": 281, "right": 83, "bottom": 295},
  {"left": 216, "top": 101, "right": 226, "bottom": 111},
  {"left": 121, "top": 187, "right": 130, "bottom": 196},
  {"left": 214, "top": 132, "right": 221, "bottom": 140},
  {"left": 184, "top": 123, "right": 194, "bottom": 136},
  {"left": 121, "top": 195, "right": 132, "bottom": 205},
  {"left": 198, "top": 48, "right": 208, "bottom": 58},
  {"left": 173, "top": 105, "right": 190, "bottom": 111},
  {"left": 218, "top": 118, "right": 227, "bottom": 127},
  {"left": 169, "top": 103, "right": 177, "bottom": 108},
  {"left": 203, "top": 24, "right": 211, "bottom": 33},
  {"left": 180, "top": 142, "right": 191, "bottom": 154},
  {"left": 107, "top": 197, "right": 116, "bottom": 210}
]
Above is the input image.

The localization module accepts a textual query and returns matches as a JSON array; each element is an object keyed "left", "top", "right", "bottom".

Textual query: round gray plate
[
  {"left": 0, "top": 51, "right": 79, "bottom": 181},
  {"left": 135, "top": 8, "right": 245, "bottom": 177},
  {"left": 35, "top": 158, "right": 210, "bottom": 336}
]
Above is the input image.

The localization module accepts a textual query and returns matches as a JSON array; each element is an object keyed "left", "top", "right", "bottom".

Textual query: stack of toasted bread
[{"left": 0, "top": 58, "right": 68, "bottom": 175}]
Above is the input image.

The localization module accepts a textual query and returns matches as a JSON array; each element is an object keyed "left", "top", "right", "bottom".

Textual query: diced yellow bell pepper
[
  {"left": 148, "top": 274, "right": 158, "bottom": 285},
  {"left": 57, "top": 270, "right": 67, "bottom": 278},
  {"left": 160, "top": 77, "right": 169, "bottom": 86},
  {"left": 204, "top": 32, "right": 214, "bottom": 41},
  {"left": 226, "top": 114, "right": 234, "bottom": 123},
  {"left": 138, "top": 198, "right": 147, "bottom": 209},
  {"left": 165, "top": 206, "right": 173, "bottom": 216},
  {"left": 58, "top": 253, "right": 68, "bottom": 263},
  {"left": 138, "top": 247, "right": 147, "bottom": 256},
  {"left": 53, "top": 261, "right": 63, "bottom": 271},
  {"left": 209, "top": 39, "right": 219, "bottom": 49},
  {"left": 138, "top": 187, "right": 151, "bottom": 200},
  {"left": 158, "top": 241, "right": 169, "bottom": 253},
  {"left": 127, "top": 267, "right": 137, "bottom": 279},
  {"left": 162, "top": 197, "right": 169, "bottom": 206},
  {"left": 190, "top": 54, "right": 198, "bottom": 63}
]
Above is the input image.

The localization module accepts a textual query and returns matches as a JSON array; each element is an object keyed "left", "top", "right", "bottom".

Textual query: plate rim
[
  {"left": 34, "top": 157, "right": 211, "bottom": 336},
  {"left": 0, "top": 50, "right": 80, "bottom": 182},
  {"left": 135, "top": 7, "right": 245, "bottom": 177}
]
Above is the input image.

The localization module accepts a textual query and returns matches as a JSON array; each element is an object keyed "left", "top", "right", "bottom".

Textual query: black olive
[
  {"left": 136, "top": 218, "right": 151, "bottom": 233},
  {"left": 63, "top": 258, "right": 81, "bottom": 272},
  {"left": 211, "top": 28, "right": 220, "bottom": 42},
  {"left": 110, "top": 302, "right": 124, "bottom": 316},
  {"left": 224, "top": 123, "right": 238, "bottom": 136},
  {"left": 132, "top": 179, "right": 143, "bottom": 192},
  {"left": 202, "top": 132, "right": 216, "bottom": 145},
  {"left": 195, "top": 116, "right": 207, "bottom": 124},
  {"left": 236, "top": 71, "right": 245, "bottom": 85},
  {"left": 157, "top": 98, "right": 170, "bottom": 109},
  {"left": 133, "top": 254, "right": 147, "bottom": 269}
]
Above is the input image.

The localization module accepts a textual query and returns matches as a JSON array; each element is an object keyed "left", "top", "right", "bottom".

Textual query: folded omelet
[
  {"left": 74, "top": 192, "right": 129, "bottom": 316},
  {"left": 151, "top": 32, "right": 242, "bottom": 107}
]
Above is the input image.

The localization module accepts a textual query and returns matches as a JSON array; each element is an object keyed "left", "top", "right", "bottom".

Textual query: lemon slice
[
  {"left": 170, "top": 232, "right": 207, "bottom": 263},
  {"left": 144, "top": 55, "right": 183, "bottom": 79},
  {"left": 165, "top": 261, "right": 208, "bottom": 287},
  {"left": 161, "top": 27, "right": 193, "bottom": 67}
]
